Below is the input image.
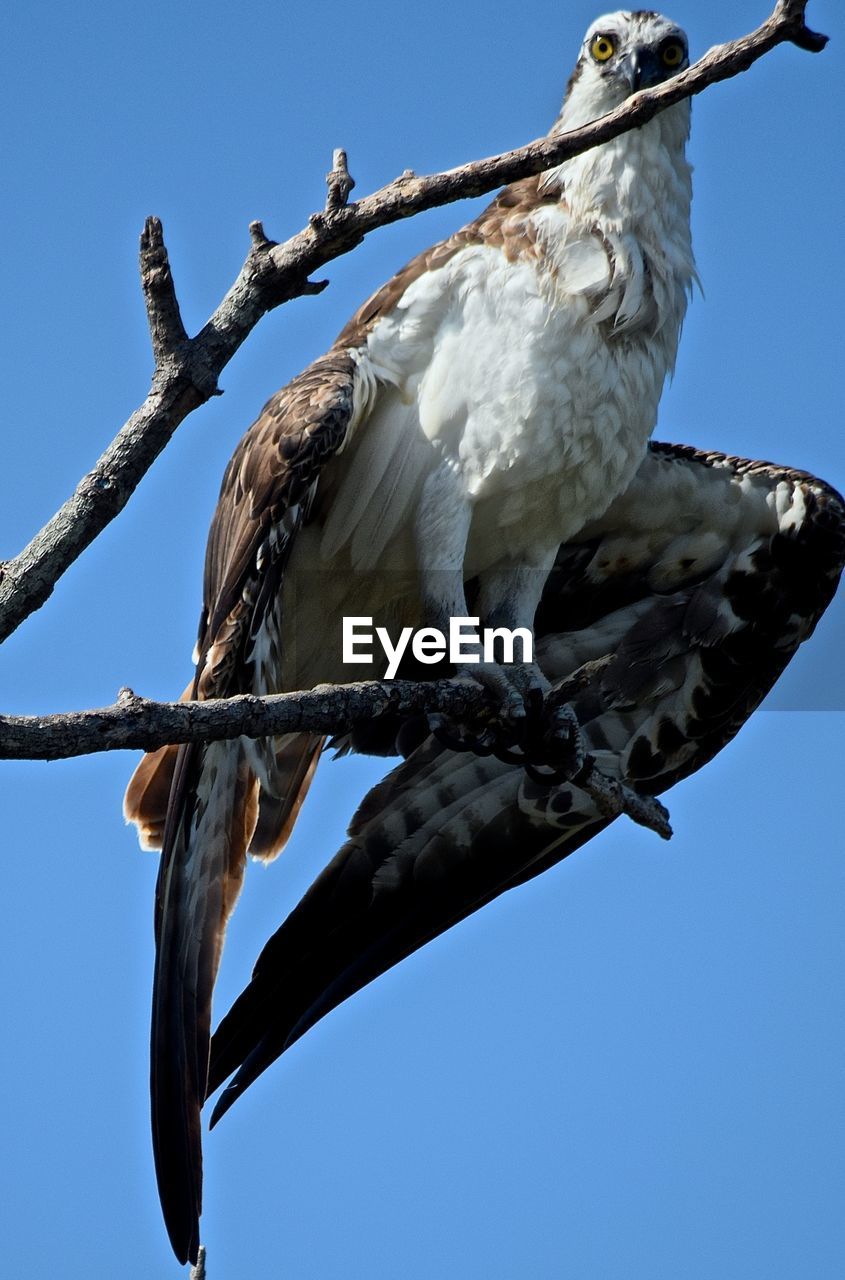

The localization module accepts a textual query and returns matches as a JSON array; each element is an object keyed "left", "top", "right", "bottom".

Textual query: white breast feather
[{"left": 318, "top": 94, "right": 695, "bottom": 582}]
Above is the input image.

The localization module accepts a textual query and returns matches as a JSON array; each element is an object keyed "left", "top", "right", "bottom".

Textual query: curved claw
[
  {"left": 453, "top": 660, "right": 552, "bottom": 725},
  {"left": 494, "top": 699, "right": 585, "bottom": 783},
  {"left": 541, "top": 701, "right": 585, "bottom": 778},
  {"left": 428, "top": 673, "right": 588, "bottom": 792}
]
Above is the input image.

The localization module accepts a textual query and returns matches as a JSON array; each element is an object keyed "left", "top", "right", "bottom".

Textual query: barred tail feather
[{"left": 151, "top": 739, "right": 257, "bottom": 1265}]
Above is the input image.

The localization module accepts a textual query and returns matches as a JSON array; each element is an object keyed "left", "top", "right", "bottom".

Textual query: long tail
[
  {"left": 128, "top": 728, "right": 323, "bottom": 1263},
  {"left": 150, "top": 738, "right": 257, "bottom": 1265}
]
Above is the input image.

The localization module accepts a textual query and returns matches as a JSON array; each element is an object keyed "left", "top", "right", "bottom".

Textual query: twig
[
  {"left": 0, "top": 1, "right": 826, "bottom": 646},
  {"left": 189, "top": 1245, "right": 206, "bottom": 1280},
  {"left": 140, "top": 217, "right": 188, "bottom": 363},
  {"left": 577, "top": 758, "right": 672, "bottom": 840},
  {"left": 325, "top": 148, "right": 355, "bottom": 211}
]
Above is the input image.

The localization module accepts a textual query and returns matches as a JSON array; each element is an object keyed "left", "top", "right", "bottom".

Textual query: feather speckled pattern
[
  {"left": 120, "top": 11, "right": 778, "bottom": 1265},
  {"left": 207, "top": 444, "right": 845, "bottom": 1121}
]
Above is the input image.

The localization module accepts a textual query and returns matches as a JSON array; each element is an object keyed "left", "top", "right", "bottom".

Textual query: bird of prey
[{"left": 126, "top": 11, "right": 701, "bottom": 1264}]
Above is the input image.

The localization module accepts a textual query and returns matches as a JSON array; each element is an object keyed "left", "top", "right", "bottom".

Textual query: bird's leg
[
  {"left": 414, "top": 460, "right": 475, "bottom": 642},
  {"left": 473, "top": 551, "right": 559, "bottom": 713},
  {"left": 414, "top": 465, "right": 513, "bottom": 749},
  {"left": 413, "top": 472, "right": 574, "bottom": 761},
  {"left": 467, "top": 550, "right": 585, "bottom": 774}
]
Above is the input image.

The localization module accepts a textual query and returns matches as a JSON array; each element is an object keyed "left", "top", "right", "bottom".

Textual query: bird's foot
[
  {"left": 460, "top": 659, "right": 551, "bottom": 721},
  {"left": 429, "top": 661, "right": 544, "bottom": 756},
  {"left": 493, "top": 693, "right": 586, "bottom": 784},
  {"left": 428, "top": 664, "right": 672, "bottom": 839},
  {"left": 429, "top": 663, "right": 585, "bottom": 780}
]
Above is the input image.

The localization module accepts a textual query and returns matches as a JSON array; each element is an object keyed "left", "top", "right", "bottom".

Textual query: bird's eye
[
  {"left": 661, "top": 40, "right": 685, "bottom": 68},
  {"left": 590, "top": 34, "right": 616, "bottom": 63}
]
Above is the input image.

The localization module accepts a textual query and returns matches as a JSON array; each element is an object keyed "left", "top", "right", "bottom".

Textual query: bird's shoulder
[
  {"left": 198, "top": 348, "right": 358, "bottom": 669},
  {"left": 335, "top": 174, "right": 565, "bottom": 348}
]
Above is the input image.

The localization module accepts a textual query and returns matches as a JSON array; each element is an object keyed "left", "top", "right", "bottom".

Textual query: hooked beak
[{"left": 625, "top": 45, "right": 664, "bottom": 93}]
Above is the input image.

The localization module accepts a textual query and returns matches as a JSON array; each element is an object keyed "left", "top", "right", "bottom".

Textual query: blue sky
[{"left": 2, "top": 2, "right": 843, "bottom": 1276}]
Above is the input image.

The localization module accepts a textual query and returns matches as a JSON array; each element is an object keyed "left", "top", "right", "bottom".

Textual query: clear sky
[{"left": 2, "top": 2, "right": 843, "bottom": 1277}]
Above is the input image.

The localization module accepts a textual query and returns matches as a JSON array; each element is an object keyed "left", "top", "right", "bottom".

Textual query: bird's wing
[
  {"left": 198, "top": 348, "right": 360, "bottom": 686},
  {"left": 206, "top": 442, "right": 845, "bottom": 1123}
]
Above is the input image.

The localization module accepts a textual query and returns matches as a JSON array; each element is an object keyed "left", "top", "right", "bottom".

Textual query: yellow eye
[
  {"left": 661, "top": 40, "right": 685, "bottom": 68},
  {"left": 590, "top": 34, "right": 616, "bottom": 63}
]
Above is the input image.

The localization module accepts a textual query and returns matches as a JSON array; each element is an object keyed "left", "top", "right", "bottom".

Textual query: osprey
[{"left": 126, "top": 11, "right": 698, "bottom": 1264}]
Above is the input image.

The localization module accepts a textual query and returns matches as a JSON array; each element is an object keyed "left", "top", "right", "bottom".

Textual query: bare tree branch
[
  {"left": 0, "top": 675, "right": 670, "bottom": 837},
  {"left": 0, "top": 1, "right": 826, "bottom": 647},
  {"left": 0, "top": 680, "right": 521, "bottom": 759}
]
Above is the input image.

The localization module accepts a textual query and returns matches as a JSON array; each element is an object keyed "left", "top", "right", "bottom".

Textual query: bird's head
[{"left": 560, "top": 10, "right": 689, "bottom": 127}]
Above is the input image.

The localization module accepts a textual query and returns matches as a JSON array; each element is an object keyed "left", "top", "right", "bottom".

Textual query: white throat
[{"left": 540, "top": 100, "right": 696, "bottom": 343}]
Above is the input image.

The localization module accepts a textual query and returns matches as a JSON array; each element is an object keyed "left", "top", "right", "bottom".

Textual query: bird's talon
[
  {"left": 524, "top": 760, "right": 570, "bottom": 786},
  {"left": 429, "top": 678, "right": 588, "bottom": 786},
  {"left": 539, "top": 701, "right": 584, "bottom": 778}
]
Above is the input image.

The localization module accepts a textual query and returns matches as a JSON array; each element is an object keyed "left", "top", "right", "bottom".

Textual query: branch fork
[{"left": 775, "top": 0, "right": 827, "bottom": 51}]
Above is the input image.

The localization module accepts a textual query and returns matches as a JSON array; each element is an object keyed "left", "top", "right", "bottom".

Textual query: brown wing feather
[
  {"left": 123, "top": 741, "right": 179, "bottom": 851},
  {"left": 125, "top": 350, "right": 358, "bottom": 849},
  {"left": 199, "top": 348, "right": 358, "bottom": 668},
  {"left": 249, "top": 734, "right": 325, "bottom": 859},
  {"left": 206, "top": 444, "right": 845, "bottom": 1122}
]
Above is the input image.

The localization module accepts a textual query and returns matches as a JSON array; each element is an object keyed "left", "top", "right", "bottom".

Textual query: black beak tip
[{"left": 627, "top": 46, "right": 664, "bottom": 93}]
